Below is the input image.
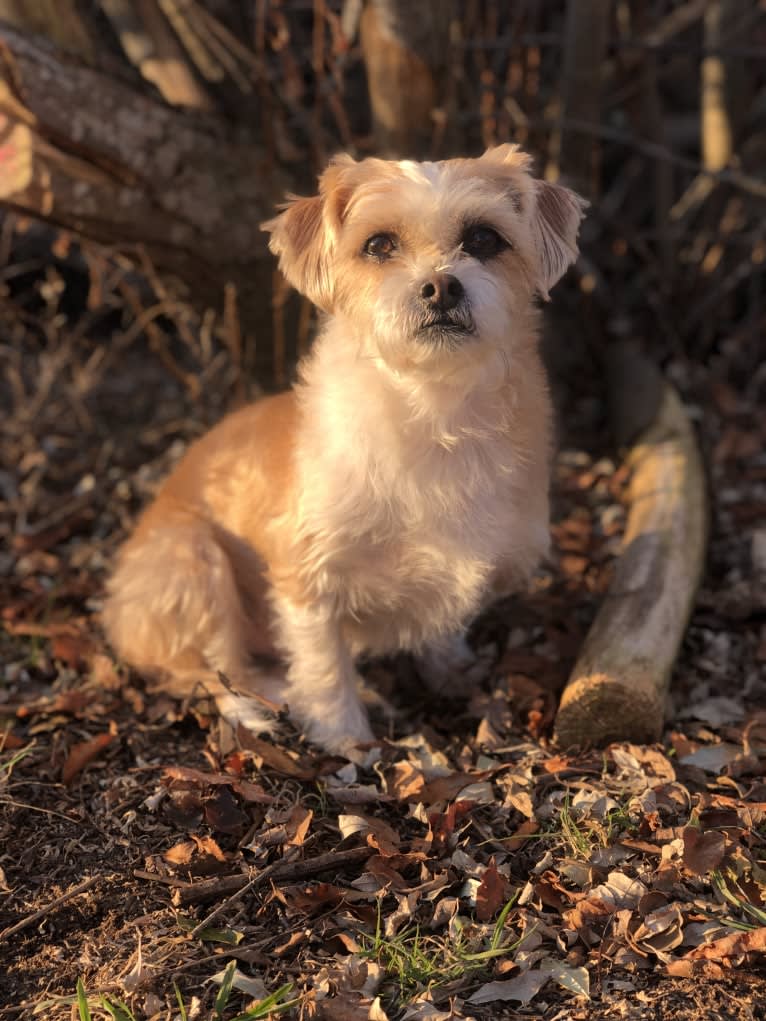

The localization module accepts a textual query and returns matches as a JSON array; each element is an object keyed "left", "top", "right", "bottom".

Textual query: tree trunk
[
  {"left": 0, "top": 22, "right": 296, "bottom": 377},
  {"left": 358, "top": 0, "right": 457, "bottom": 158},
  {"left": 547, "top": 0, "right": 609, "bottom": 195}
]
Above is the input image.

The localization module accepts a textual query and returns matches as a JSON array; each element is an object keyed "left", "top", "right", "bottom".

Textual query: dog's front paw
[
  {"left": 304, "top": 703, "right": 377, "bottom": 761},
  {"left": 216, "top": 691, "right": 277, "bottom": 736},
  {"left": 419, "top": 633, "right": 491, "bottom": 697},
  {"left": 329, "top": 735, "right": 382, "bottom": 767}
]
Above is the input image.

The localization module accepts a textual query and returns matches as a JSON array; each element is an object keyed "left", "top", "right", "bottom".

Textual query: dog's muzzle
[
  {"left": 415, "top": 272, "right": 474, "bottom": 342},
  {"left": 417, "top": 309, "right": 475, "bottom": 343}
]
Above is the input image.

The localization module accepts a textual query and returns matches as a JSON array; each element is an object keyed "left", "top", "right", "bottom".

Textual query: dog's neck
[{"left": 303, "top": 315, "right": 517, "bottom": 441}]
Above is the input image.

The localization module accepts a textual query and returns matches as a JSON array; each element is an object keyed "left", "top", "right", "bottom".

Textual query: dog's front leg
[{"left": 275, "top": 596, "right": 374, "bottom": 755}]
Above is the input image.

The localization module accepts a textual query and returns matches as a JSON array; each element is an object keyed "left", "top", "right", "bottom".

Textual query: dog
[{"left": 103, "top": 144, "right": 586, "bottom": 756}]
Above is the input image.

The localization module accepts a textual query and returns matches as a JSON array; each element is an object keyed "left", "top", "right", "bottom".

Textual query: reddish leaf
[
  {"left": 476, "top": 861, "right": 508, "bottom": 922},
  {"left": 666, "top": 960, "right": 726, "bottom": 980},
  {"left": 417, "top": 771, "right": 489, "bottom": 806},
  {"left": 50, "top": 632, "right": 95, "bottom": 668},
  {"left": 505, "top": 818, "right": 540, "bottom": 853},
  {"left": 62, "top": 723, "right": 117, "bottom": 784},
  {"left": 234, "top": 732, "right": 318, "bottom": 779},
  {"left": 0, "top": 732, "right": 27, "bottom": 750},
  {"left": 17, "top": 689, "right": 91, "bottom": 719},
  {"left": 204, "top": 786, "right": 246, "bottom": 834},
  {"left": 282, "top": 883, "right": 349, "bottom": 915},
  {"left": 429, "top": 799, "right": 475, "bottom": 853},
  {"left": 563, "top": 896, "right": 614, "bottom": 934},
  {"left": 163, "top": 765, "right": 273, "bottom": 804}
]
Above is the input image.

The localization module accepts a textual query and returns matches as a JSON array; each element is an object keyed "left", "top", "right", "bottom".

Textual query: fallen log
[
  {"left": 0, "top": 21, "right": 294, "bottom": 375},
  {"left": 553, "top": 343, "right": 708, "bottom": 747}
]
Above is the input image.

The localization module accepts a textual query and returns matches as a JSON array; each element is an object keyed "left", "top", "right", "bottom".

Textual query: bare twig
[
  {"left": 0, "top": 875, "right": 98, "bottom": 940},
  {"left": 167, "top": 845, "right": 375, "bottom": 907},
  {"left": 537, "top": 115, "right": 766, "bottom": 201}
]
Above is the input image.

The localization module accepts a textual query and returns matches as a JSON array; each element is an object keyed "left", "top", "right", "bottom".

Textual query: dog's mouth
[{"left": 417, "top": 314, "right": 475, "bottom": 339}]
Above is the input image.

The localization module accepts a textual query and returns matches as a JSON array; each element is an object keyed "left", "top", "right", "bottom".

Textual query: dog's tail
[{"left": 102, "top": 508, "right": 281, "bottom": 736}]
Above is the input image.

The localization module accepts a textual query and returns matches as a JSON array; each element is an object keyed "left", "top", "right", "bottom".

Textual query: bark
[
  {"left": 359, "top": 0, "right": 457, "bottom": 158},
  {"left": 553, "top": 344, "right": 708, "bottom": 748},
  {"left": 99, "top": 0, "right": 215, "bottom": 110},
  {"left": 547, "top": 0, "right": 609, "bottom": 196},
  {"left": 0, "top": 22, "right": 295, "bottom": 371},
  {"left": 0, "top": 1, "right": 95, "bottom": 58}
]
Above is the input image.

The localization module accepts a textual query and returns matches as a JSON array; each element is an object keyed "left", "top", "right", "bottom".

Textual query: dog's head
[{"left": 262, "top": 145, "right": 586, "bottom": 370}]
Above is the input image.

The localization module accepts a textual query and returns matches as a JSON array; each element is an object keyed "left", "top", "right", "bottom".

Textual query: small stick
[
  {"left": 0, "top": 875, "right": 98, "bottom": 940},
  {"left": 132, "top": 869, "right": 192, "bottom": 888},
  {"left": 171, "top": 846, "right": 375, "bottom": 907},
  {"left": 189, "top": 864, "right": 278, "bottom": 938}
]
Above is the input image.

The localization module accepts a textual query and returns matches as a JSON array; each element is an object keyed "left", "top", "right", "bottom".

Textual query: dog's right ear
[{"left": 261, "top": 155, "right": 356, "bottom": 312}]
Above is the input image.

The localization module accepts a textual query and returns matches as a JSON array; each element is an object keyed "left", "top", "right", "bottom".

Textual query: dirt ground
[{"left": 0, "top": 205, "right": 764, "bottom": 1021}]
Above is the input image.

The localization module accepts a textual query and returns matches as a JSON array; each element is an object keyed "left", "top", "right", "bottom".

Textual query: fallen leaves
[{"left": 684, "top": 926, "right": 766, "bottom": 964}]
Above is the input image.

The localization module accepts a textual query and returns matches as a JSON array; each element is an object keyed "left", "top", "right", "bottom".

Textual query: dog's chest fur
[{"left": 294, "top": 341, "right": 548, "bottom": 652}]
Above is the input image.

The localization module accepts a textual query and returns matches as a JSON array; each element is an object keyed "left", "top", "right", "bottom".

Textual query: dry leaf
[
  {"left": 681, "top": 827, "right": 726, "bottom": 876},
  {"left": 235, "top": 732, "right": 318, "bottom": 779},
  {"left": 0, "top": 732, "right": 27, "bottom": 751},
  {"left": 386, "top": 761, "right": 425, "bottom": 800},
  {"left": 286, "top": 805, "right": 313, "bottom": 847},
  {"left": 589, "top": 871, "right": 648, "bottom": 909},
  {"left": 164, "top": 835, "right": 226, "bottom": 868},
  {"left": 505, "top": 818, "right": 540, "bottom": 852},
  {"left": 417, "top": 771, "right": 490, "bottom": 806},
  {"left": 62, "top": 722, "right": 117, "bottom": 784},
  {"left": 476, "top": 861, "right": 509, "bottom": 922},
  {"left": 685, "top": 926, "right": 766, "bottom": 964},
  {"left": 468, "top": 971, "right": 549, "bottom": 1005},
  {"left": 538, "top": 958, "right": 590, "bottom": 998},
  {"left": 163, "top": 765, "right": 273, "bottom": 804}
]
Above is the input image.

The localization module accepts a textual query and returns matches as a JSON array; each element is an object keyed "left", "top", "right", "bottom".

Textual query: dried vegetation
[{"left": 1, "top": 2, "right": 765, "bottom": 1019}]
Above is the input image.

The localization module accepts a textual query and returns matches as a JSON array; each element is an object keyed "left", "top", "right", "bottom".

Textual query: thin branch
[{"left": 0, "top": 875, "right": 99, "bottom": 941}]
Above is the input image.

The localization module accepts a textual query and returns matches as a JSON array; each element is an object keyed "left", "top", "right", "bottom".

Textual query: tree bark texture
[{"left": 0, "top": 22, "right": 295, "bottom": 370}]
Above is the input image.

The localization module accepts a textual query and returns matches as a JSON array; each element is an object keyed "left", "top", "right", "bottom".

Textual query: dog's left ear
[
  {"left": 261, "top": 155, "right": 356, "bottom": 311},
  {"left": 529, "top": 180, "right": 588, "bottom": 300}
]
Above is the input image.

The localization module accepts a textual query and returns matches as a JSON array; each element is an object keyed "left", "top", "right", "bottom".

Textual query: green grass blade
[
  {"left": 229, "top": 983, "right": 297, "bottom": 1021},
  {"left": 76, "top": 979, "right": 92, "bottom": 1021},
  {"left": 490, "top": 892, "right": 519, "bottom": 951},
  {"left": 173, "top": 981, "right": 189, "bottom": 1021},
  {"left": 99, "top": 997, "right": 136, "bottom": 1021},
  {"left": 214, "top": 960, "right": 238, "bottom": 1018}
]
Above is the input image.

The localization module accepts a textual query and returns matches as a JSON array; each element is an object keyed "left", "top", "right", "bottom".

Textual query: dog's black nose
[{"left": 420, "top": 274, "right": 464, "bottom": 312}]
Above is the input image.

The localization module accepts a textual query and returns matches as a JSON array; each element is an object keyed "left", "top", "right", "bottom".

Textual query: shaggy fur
[{"left": 103, "top": 144, "right": 586, "bottom": 755}]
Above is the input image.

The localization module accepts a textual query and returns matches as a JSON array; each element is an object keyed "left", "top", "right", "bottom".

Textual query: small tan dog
[{"left": 104, "top": 144, "right": 585, "bottom": 755}]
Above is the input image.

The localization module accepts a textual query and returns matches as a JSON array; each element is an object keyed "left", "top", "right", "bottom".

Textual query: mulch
[{"left": 0, "top": 204, "right": 764, "bottom": 1021}]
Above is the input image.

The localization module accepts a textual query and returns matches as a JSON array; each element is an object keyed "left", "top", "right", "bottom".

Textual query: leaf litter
[{"left": 1, "top": 200, "right": 765, "bottom": 1020}]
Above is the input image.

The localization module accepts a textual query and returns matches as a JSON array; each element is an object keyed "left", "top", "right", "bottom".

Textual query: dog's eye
[
  {"left": 363, "top": 233, "right": 397, "bottom": 260},
  {"left": 461, "top": 225, "right": 508, "bottom": 260}
]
